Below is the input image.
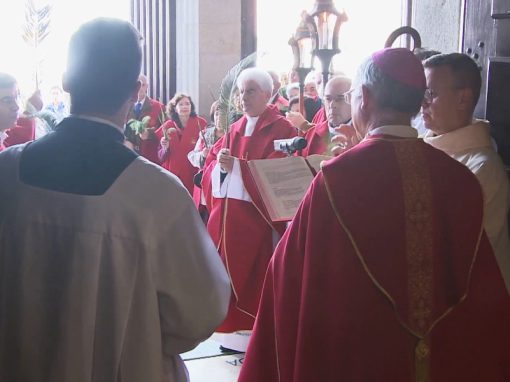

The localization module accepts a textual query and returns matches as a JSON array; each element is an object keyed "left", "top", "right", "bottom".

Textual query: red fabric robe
[
  {"left": 4, "top": 117, "right": 35, "bottom": 148},
  {"left": 301, "top": 120, "right": 330, "bottom": 156},
  {"left": 239, "top": 136, "right": 510, "bottom": 382},
  {"left": 311, "top": 105, "right": 326, "bottom": 125},
  {"left": 201, "top": 106, "right": 297, "bottom": 332},
  {"left": 155, "top": 116, "right": 207, "bottom": 194},
  {"left": 126, "top": 97, "right": 165, "bottom": 163}
]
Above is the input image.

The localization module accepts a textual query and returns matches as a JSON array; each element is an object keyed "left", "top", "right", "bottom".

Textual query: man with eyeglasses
[
  {"left": 239, "top": 48, "right": 510, "bottom": 382},
  {"left": 286, "top": 76, "right": 352, "bottom": 156},
  {"left": 422, "top": 52, "right": 510, "bottom": 293},
  {"left": 0, "top": 73, "right": 38, "bottom": 151}
]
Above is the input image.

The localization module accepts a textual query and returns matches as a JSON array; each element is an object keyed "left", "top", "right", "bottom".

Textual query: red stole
[
  {"left": 239, "top": 137, "right": 510, "bottom": 382},
  {"left": 202, "top": 107, "right": 297, "bottom": 332},
  {"left": 156, "top": 116, "right": 207, "bottom": 194}
]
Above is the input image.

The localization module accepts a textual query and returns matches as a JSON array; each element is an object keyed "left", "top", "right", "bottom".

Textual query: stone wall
[
  {"left": 412, "top": 0, "right": 463, "bottom": 54},
  {"left": 198, "top": 0, "right": 242, "bottom": 117}
]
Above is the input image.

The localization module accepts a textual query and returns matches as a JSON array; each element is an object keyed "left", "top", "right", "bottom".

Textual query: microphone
[{"left": 273, "top": 137, "right": 308, "bottom": 155}]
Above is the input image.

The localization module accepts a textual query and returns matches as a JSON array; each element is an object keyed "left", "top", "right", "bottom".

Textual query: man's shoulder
[
  {"left": 128, "top": 156, "right": 190, "bottom": 195},
  {"left": 0, "top": 143, "right": 25, "bottom": 166}
]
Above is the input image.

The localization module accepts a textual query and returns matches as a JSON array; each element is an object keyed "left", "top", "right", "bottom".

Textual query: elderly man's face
[
  {"left": 0, "top": 84, "right": 20, "bottom": 131},
  {"left": 324, "top": 78, "right": 351, "bottom": 127},
  {"left": 138, "top": 76, "right": 148, "bottom": 101},
  {"left": 239, "top": 80, "right": 270, "bottom": 117},
  {"left": 422, "top": 66, "right": 464, "bottom": 135}
]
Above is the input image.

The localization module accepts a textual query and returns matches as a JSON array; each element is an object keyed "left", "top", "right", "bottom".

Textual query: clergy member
[
  {"left": 422, "top": 52, "right": 510, "bottom": 292},
  {"left": 287, "top": 75, "right": 352, "bottom": 156},
  {"left": 201, "top": 67, "right": 297, "bottom": 351},
  {"left": 0, "top": 18, "right": 230, "bottom": 382},
  {"left": 239, "top": 48, "right": 510, "bottom": 381}
]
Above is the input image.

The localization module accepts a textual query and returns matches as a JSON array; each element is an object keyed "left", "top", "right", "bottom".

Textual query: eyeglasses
[
  {"left": 343, "top": 88, "right": 357, "bottom": 105},
  {"left": 324, "top": 95, "right": 347, "bottom": 104},
  {"left": 423, "top": 89, "right": 437, "bottom": 103}
]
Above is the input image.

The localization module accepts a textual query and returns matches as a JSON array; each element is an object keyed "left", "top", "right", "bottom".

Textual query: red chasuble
[
  {"left": 202, "top": 106, "right": 297, "bottom": 332},
  {"left": 239, "top": 136, "right": 510, "bottom": 382},
  {"left": 155, "top": 116, "right": 207, "bottom": 194},
  {"left": 301, "top": 119, "right": 330, "bottom": 156}
]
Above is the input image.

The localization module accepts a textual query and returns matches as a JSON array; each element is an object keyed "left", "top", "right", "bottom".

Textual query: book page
[
  {"left": 305, "top": 154, "right": 333, "bottom": 174},
  {"left": 248, "top": 156, "right": 314, "bottom": 222}
]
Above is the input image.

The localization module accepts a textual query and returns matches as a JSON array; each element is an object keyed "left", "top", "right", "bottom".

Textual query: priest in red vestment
[
  {"left": 125, "top": 74, "right": 165, "bottom": 163},
  {"left": 288, "top": 76, "right": 351, "bottom": 156},
  {"left": 239, "top": 48, "right": 510, "bottom": 382},
  {"left": 201, "top": 68, "right": 296, "bottom": 351}
]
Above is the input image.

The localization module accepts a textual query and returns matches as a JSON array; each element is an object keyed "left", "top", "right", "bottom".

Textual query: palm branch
[
  {"left": 127, "top": 116, "right": 151, "bottom": 135},
  {"left": 217, "top": 52, "right": 257, "bottom": 147},
  {"left": 22, "top": 0, "right": 52, "bottom": 89}
]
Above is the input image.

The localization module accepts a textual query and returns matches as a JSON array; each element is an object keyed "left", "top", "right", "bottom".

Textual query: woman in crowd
[
  {"left": 187, "top": 100, "right": 225, "bottom": 220},
  {"left": 156, "top": 93, "right": 207, "bottom": 194}
]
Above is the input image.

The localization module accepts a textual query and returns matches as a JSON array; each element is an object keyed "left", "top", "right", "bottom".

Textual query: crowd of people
[{"left": 0, "top": 16, "right": 509, "bottom": 382}]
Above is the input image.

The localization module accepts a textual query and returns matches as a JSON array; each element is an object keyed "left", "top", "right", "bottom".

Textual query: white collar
[
  {"left": 245, "top": 115, "right": 260, "bottom": 137},
  {"left": 368, "top": 125, "right": 418, "bottom": 138},
  {"left": 423, "top": 120, "right": 493, "bottom": 154},
  {"left": 69, "top": 114, "right": 124, "bottom": 132}
]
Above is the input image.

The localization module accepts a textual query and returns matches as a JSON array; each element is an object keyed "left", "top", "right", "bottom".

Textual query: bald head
[{"left": 324, "top": 76, "right": 352, "bottom": 127}]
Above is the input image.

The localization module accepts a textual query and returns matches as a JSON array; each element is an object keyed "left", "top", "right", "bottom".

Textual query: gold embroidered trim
[
  {"left": 394, "top": 142, "right": 434, "bottom": 333},
  {"left": 415, "top": 339, "right": 430, "bottom": 382},
  {"left": 394, "top": 141, "right": 434, "bottom": 382}
]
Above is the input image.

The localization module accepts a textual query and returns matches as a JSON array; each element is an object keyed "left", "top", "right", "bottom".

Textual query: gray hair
[
  {"left": 237, "top": 68, "right": 273, "bottom": 95},
  {"left": 354, "top": 56, "right": 424, "bottom": 114}
]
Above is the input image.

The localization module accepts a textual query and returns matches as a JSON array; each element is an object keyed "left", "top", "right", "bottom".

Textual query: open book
[{"left": 247, "top": 154, "right": 332, "bottom": 222}]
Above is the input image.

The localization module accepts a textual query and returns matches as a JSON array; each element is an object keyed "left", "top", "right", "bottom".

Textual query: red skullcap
[{"left": 372, "top": 48, "right": 426, "bottom": 90}]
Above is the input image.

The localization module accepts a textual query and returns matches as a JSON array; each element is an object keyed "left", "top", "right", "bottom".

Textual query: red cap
[{"left": 372, "top": 48, "right": 426, "bottom": 90}]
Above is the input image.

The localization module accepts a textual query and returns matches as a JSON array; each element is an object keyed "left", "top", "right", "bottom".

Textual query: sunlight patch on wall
[{"left": 0, "top": 0, "right": 129, "bottom": 100}]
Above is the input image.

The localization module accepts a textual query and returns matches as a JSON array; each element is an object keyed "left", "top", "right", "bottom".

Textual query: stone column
[
  {"left": 412, "top": 0, "right": 463, "bottom": 53},
  {"left": 176, "top": 0, "right": 200, "bottom": 108},
  {"left": 198, "top": 0, "right": 242, "bottom": 117}
]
